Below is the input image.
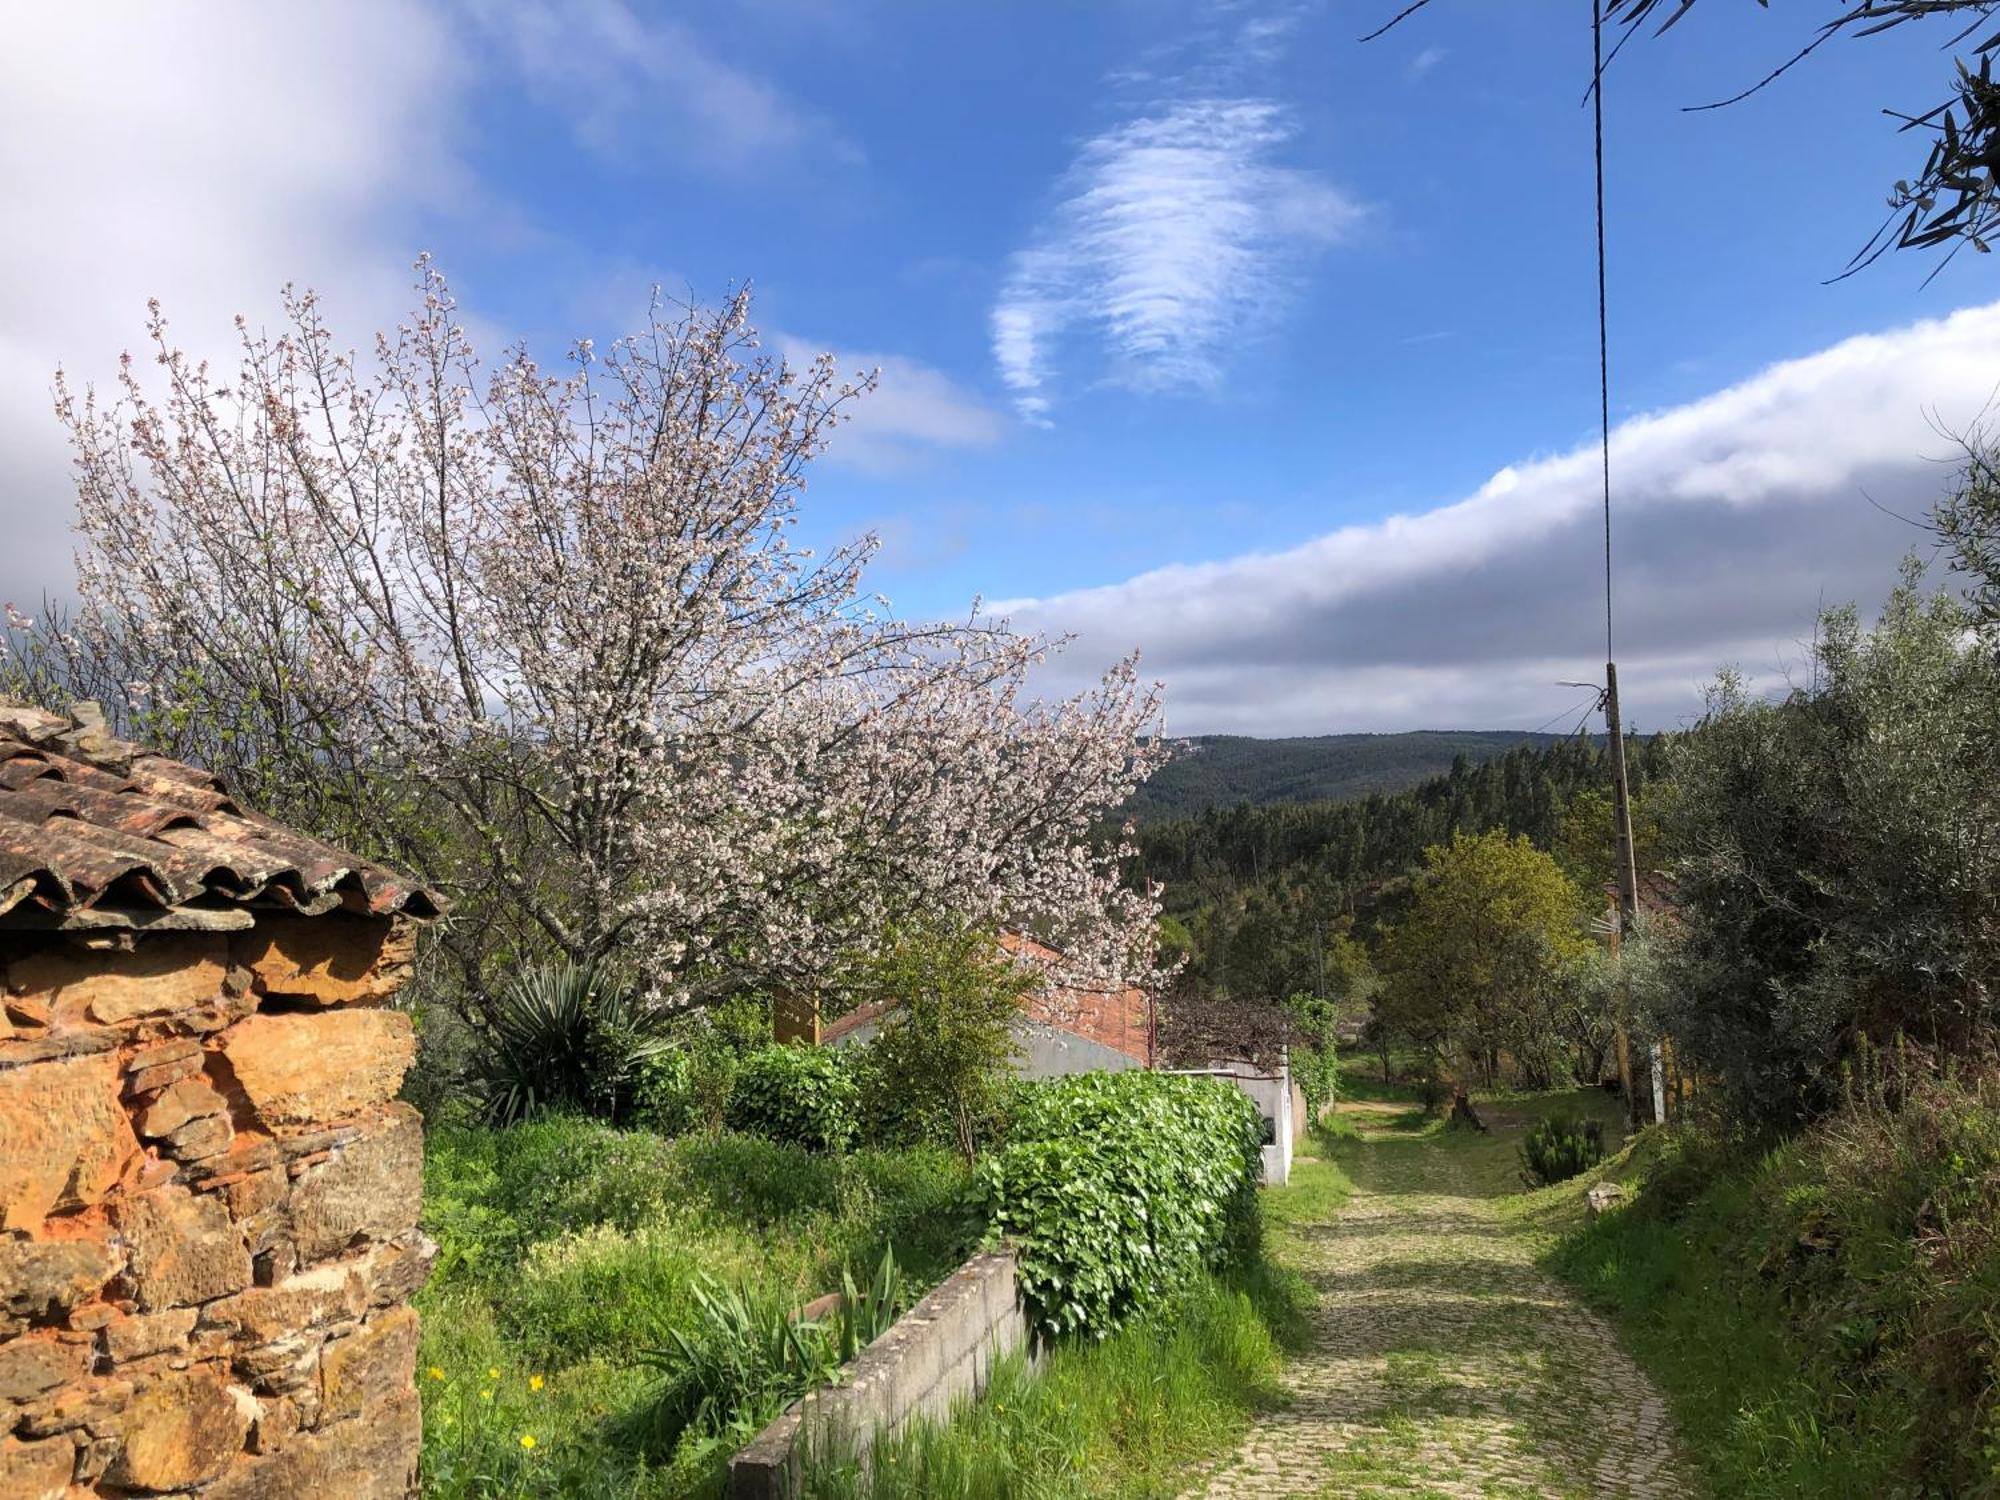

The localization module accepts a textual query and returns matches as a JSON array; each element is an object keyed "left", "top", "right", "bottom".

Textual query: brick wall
[
  {"left": 1020, "top": 982, "right": 1150, "bottom": 1066},
  {"left": 0, "top": 913, "right": 430, "bottom": 1498}
]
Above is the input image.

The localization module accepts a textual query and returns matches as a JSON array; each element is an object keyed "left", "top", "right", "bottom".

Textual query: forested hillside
[
  {"left": 1138, "top": 735, "right": 1671, "bottom": 1000},
  {"left": 1128, "top": 730, "right": 1577, "bottom": 820}
]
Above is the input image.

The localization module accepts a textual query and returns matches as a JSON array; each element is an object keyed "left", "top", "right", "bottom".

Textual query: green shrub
[
  {"left": 480, "top": 1116, "right": 684, "bottom": 1240},
  {"left": 978, "top": 1071, "right": 1264, "bottom": 1338},
  {"left": 473, "top": 960, "right": 671, "bottom": 1126},
  {"left": 1519, "top": 1111, "right": 1605, "bottom": 1187},
  {"left": 631, "top": 1049, "right": 699, "bottom": 1135},
  {"left": 845, "top": 924, "right": 1029, "bottom": 1159},
  {"left": 725, "top": 1044, "right": 860, "bottom": 1152}
]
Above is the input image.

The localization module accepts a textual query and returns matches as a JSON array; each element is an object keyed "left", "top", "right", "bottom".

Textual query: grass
[{"left": 416, "top": 1116, "right": 975, "bottom": 1499}]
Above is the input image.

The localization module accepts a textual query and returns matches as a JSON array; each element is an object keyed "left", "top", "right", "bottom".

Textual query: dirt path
[{"left": 1194, "top": 1107, "right": 1694, "bottom": 1499}]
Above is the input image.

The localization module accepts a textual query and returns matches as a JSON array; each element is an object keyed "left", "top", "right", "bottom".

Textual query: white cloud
[
  {"left": 466, "top": 0, "right": 856, "bottom": 170},
  {"left": 0, "top": 1, "right": 465, "bottom": 615},
  {"left": 1409, "top": 46, "right": 1447, "bottom": 79},
  {"left": 775, "top": 337, "right": 1005, "bottom": 475},
  {"left": 993, "top": 86, "right": 1362, "bottom": 422},
  {"left": 995, "top": 304, "right": 2000, "bottom": 733}
]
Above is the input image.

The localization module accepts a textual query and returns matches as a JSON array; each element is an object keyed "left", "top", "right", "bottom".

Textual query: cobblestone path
[{"left": 1194, "top": 1109, "right": 1695, "bottom": 1500}]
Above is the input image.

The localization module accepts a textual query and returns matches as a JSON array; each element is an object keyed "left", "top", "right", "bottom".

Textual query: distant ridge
[{"left": 1128, "top": 730, "right": 1580, "bottom": 821}]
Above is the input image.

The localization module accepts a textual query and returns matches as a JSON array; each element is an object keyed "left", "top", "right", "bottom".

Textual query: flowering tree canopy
[{"left": 18, "top": 263, "right": 1169, "bottom": 1005}]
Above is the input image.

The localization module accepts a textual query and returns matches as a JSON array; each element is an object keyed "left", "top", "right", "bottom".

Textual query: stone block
[
  {"left": 206, "top": 1385, "right": 420, "bottom": 1500},
  {"left": 102, "top": 1307, "right": 199, "bottom": 1365},
  {"left": 359, "top": 1231, "right": 437, "bottom": 1308},
  {"left": 231, "top": 1328, "right": 325, "bottom": 1396},
  {"left": 0, "top": 1238, "right": 119, "bottom": 1337},
  {"left": 16, "top": 1374, "right": 132, "bottom": 1439},
  {"left": 0, "top": 1334, "right": 87, "bottom": 1400},
  {"left": 223, "top": 1009, "right": 414, "bottom": 1129},
  {"left": 114, "top": 1184, "right": 253, "bottom": 1311},
  {"left": 0, "top": 1435, "right": 75, "bottom": 1499},
  {"left": 137, "top": 1076, "right": 227, "bottom": 1139},
  {"left": 289, "top": 1106, "right": 422, "bottom": 1263},
  {"left": 163, "top": 1112, "right": 235, "bottom": 1162},
  {"left": 217, "top": 1166, "right": 289, "bottom": 1221},
  {"left": 319, "top": 1304, "right": 418, "bottom": 1424},
  {"left": 230, "top": 916, "right": 416, "bottom": 1006},
  {"left": 123, "top": 1039, "right": 204, "bottom": 1096},
  {"left": 203, "top": 1259, "right": 367, "bottom": 1344},
  {"left": 246, "top": 1392, "right": 299, "bottom": 1454},
  {"left": 5, "top": 934, "right": 229, "bottom": 1027},
  {"left": 106, "top": 1366, "right": 252, "bottom": 1491},
  {"left": 0, "top": 1050, "right": 140, "bottom": 1230}
]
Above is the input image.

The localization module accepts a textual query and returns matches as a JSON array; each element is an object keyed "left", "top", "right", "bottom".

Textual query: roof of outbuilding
[{"left": 0, "top": 701, "right": 442, "bottom": 931}]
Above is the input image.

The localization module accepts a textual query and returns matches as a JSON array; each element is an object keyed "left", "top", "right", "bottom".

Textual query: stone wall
[
  {"left": 0, "top": 913, "right": 430, "bottom": 1498},
  {"left": 727, "top": 1249, "right": 1029, "bottom": 1500}
]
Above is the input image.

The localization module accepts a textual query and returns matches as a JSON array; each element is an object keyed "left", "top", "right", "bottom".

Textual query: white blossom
[{"left": 42, "top": 265, "right": 1172, "bottom": 1006}]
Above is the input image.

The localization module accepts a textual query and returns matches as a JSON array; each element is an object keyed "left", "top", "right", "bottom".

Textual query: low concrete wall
[{"left": 727, "top": 1249, "right": 1028, "bottom": 1499}]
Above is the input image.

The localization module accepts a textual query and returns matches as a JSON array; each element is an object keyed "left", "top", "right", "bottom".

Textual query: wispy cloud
[
  {"left": 992, "top": 21, "right": 1362, "bottom": 423},
  {"left": 467, "top": 0, "right": 856, "bottom": 170},
  {"left": 1409, "top": 45, "right": 1446, "bottom": 79},
  {"left": 994, "top": 304, "right": 2000, "bottom": 733}
]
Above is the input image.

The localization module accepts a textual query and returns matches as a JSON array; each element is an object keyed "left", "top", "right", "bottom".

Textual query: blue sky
[{"left": 4, "top": 2, "right": 1996, "bottom": 732}]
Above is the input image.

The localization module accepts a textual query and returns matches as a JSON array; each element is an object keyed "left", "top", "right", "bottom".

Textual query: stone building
[{"left": 0, "top": 703, "right": 440, "bottom": 1498}]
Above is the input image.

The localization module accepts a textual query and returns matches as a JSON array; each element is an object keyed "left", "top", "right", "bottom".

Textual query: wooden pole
[{"left": 1605, "top": 661, "right": 1642, "bottom": 1129}]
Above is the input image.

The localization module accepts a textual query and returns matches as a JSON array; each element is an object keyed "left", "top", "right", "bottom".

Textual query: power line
[{"left": 1593, "top": 0, "right": 1615, "bottom": 664}]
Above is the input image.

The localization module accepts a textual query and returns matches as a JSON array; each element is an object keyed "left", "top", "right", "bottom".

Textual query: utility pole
[
  {"left": 1589, "top": 0, "right": 1642, "bottom": 1132},
  {"left": 1605, "top": 663, "right": 1642, "bottom": 1130}
]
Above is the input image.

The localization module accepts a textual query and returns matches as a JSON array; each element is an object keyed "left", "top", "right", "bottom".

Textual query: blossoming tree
[{"left": 22, "top": 263, "right": 1169, "bottom": 1006}]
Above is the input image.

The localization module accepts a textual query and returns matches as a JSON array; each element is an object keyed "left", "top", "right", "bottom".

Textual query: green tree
[
  {"left": 1377, "top": 830, "right": 1590, "bottom": 1090},
  {"left": 1655, "top": 563, "right": 2000, "bottom": 1129},
  {"left": 849, "top": 925, "right": 1031, "bottom": 1160}
]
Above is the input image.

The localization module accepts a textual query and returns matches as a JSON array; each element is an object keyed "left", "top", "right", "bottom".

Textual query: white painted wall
[{"left": 1169, "top": 1054, "right": 1294, "bottom": 1185}]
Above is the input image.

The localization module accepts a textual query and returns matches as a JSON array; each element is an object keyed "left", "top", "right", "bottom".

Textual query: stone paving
[{"left": 1193, "top": 1111, "right": 1695, "bottom": 1500}]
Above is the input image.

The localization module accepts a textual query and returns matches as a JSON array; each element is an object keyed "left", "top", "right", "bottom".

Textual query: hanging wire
[{"left": 1593, "top": 0, "right": 1615, "bottom": 666}]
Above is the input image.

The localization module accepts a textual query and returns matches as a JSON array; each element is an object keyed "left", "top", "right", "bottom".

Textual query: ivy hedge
[
  {"left": 723, "top": 1044, "right": 859, "bottom": 1153},
  {"left": 977, "top": 1070, "right": 1265, "bottom": 1339}
]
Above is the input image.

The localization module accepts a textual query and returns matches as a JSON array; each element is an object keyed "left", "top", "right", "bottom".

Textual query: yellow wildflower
[
  {"left": 427, "top": 1367, "right": 445, "bottom": 1381},
  {"left": 529, "top": 1374, "right": 545, "bottom": 1392},
  {"left": 520, "top": 1434, "right": 538, "bottom": 1450},
  {"left": 487, "top": 1366, "right": 501, "bottom": 1380},
  {"left": 479, "top": 1389, "right": 493, "bottom": 1402}
]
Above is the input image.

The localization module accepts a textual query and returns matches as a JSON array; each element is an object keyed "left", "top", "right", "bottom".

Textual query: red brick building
[{"left": 807, "top": 930, "right": 1154, "bottom": 1075}]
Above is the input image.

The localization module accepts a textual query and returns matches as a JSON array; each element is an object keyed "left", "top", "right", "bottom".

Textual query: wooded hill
[
  {"left": 1135, "top": 734, "right": 1671, "bottom": 1001},
  {"left": 1128, "top": 730, "right": 1576, "bottom": 821}
]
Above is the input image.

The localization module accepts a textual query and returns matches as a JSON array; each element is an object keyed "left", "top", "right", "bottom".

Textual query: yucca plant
[{"left": 474, "top": 958, "right": 673, "bottom": 1126}]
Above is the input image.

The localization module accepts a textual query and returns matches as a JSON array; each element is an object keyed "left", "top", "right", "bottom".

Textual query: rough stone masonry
[{"left": 0, "top": 704, "right": 440, "bottom": 1498}]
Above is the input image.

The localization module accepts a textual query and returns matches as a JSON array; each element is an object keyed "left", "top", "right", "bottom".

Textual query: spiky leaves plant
[{"left": 476, "top": 959, "right": 672, "bottom": 1126}]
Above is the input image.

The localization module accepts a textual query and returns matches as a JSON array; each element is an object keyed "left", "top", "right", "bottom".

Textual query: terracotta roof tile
[{"left": 0, "top": 701, "right": 441, "bottom": 929}]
